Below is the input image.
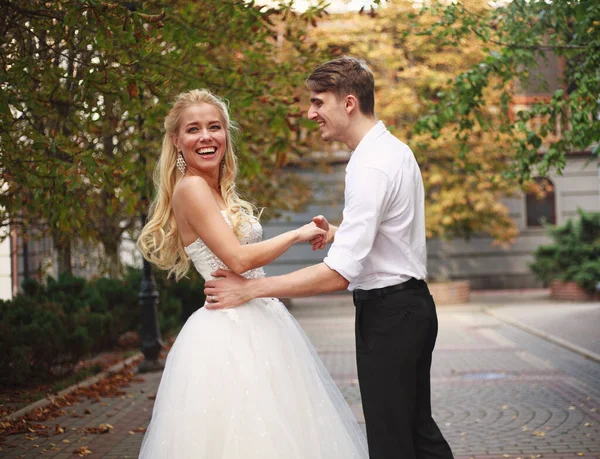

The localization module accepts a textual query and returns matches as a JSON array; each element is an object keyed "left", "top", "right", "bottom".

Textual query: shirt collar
[{"left": 351, "top": 121, "right": 387, "bottom": 159}]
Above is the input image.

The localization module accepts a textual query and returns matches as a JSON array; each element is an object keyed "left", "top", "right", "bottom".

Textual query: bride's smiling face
[{"left": 174, "top": 103, "right": 227, "bottom": 176}]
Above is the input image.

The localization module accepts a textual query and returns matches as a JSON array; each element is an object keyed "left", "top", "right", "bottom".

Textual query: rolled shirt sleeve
[{"left": 324, "top": 166, "right": 393, "bottom": 285}]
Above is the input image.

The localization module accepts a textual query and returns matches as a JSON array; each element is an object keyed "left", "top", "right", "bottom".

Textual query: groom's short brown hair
[{"left": 306, "top": 57, "right": 375, "bottom": 117}]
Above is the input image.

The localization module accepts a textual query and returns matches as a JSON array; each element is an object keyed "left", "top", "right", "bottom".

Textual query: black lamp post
[
  {"left": 136, "top": 96, "right": 164, "bottom": 372},
  {"left": 135, "top": 76, "right": 164, "bottom": 372},
  {"left": 137, "top": 212, "right": 165, "bottom": 373}
]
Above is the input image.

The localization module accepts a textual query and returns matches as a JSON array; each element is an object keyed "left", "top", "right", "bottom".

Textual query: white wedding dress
[{"left": 139, "top": 212, "right": 368, "bottom": 458}]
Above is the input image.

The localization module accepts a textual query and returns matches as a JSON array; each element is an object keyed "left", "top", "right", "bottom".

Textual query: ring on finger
[{"left": 209, "top": 295, "right": 215, "bottom": 303}]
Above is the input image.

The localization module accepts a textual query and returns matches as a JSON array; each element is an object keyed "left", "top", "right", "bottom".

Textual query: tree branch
[
  {"left": 4, "top": 1, "right": 64, "bottom": 20},
  {"left": 469, "top": 25, "right": 591, "bottom": 51}
]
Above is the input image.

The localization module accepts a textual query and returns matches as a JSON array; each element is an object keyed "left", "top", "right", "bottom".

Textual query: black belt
[{"left": 352, "top": 277, "right": 426, "bottom": 301}]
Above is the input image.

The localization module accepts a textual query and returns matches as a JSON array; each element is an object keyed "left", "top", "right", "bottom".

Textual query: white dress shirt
[{"left": 323, "top": 121, "right": 427, "bottom": 291}]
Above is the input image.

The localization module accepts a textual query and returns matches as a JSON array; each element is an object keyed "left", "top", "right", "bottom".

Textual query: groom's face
[{"left": 307, "top": 91, "right": 348, "bottom": 142}]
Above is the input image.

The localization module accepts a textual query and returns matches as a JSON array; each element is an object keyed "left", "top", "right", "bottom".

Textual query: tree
[
  {"left": 412, "top": 0, "right": 600, "bottom": 181},
  {"left": 0, "top": 0, "right": 329, "bottom": 277},
  {"left": 310, "top": 0, "right": 520, "bottom": 243}
]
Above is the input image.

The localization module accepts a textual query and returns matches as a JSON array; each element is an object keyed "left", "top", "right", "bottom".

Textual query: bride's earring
[{"left": 176, "top": 151, "right": 187, "bottom": 175}]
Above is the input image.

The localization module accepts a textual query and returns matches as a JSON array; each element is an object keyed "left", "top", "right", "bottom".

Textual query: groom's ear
[{"left": 345, "top": 95, "right": 359, "bottom": 114}]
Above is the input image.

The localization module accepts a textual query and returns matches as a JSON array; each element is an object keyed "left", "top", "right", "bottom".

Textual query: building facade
[{"left": 261, "top": 156, "right": 600, "bottom": 290}]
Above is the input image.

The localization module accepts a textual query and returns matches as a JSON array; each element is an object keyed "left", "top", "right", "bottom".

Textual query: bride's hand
[{"left": 295, "top": 222, "right": 326, "bottom": 244}]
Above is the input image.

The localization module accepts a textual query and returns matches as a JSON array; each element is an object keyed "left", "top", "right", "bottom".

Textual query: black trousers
[{"left": 353, "top": 281, "right": 454, "bottom": 459}]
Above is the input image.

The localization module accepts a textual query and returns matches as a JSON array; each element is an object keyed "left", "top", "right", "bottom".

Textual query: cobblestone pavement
[{"left": 2, "top": 295, "right": 599, "bottom": 458}]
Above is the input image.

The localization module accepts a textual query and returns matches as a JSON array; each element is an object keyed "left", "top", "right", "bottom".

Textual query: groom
[{"left": 204, "top": 57, "right": 454, "bottom": 459}]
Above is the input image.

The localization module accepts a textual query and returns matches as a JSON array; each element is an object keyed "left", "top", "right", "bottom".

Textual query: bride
[{"left": 136, "top": 89, "right": 368, "bottom": 458}]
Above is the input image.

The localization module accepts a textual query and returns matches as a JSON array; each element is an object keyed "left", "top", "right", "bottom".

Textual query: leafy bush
[
  {"left": 530, "top": 210, "right": 600, "bottom": 292},
  {"left": 153, "top": 267, "right": 206, "bottom": 325},
  {"left": 122, "top": 266, "right": 206, "bottom": 332},
  {"left": 0, "top": 293, "right": 92, "bottom": 386},
  {"left": 84, "top": 275, "right": 140, "bottom": 351},
  {"left": 0, "top": 268, "right": 205, "bottom": 386}
]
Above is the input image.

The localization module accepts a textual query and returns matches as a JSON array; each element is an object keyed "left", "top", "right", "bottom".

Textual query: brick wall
[
  {"left": 429, "top": 280, "right": 471, "bottom": 305},
  {"left": 550, "top": 280, "right": 599, "bottom": 301}
]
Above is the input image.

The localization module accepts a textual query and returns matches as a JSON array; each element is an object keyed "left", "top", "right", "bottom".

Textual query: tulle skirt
[{"left": 139, "top": 297, "right": 368, "bottom": 458}]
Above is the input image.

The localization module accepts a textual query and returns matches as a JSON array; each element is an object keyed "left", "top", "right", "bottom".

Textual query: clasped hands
[
  {"left": 308, "top": 215, "right": 330, "bottom": 251},
  {"left": 204, "top": 215, "right": 330, "bottom": 309}
]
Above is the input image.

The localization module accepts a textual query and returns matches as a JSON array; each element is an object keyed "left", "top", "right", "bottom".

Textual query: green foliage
[
  {"left": 0, "top": 1, "right": 329, "bottom": 274},
  {"left": 0, "top": 269, "right": 205, "bottom": 386},
  {"left": 153, "top": 268, "right": 206, "bottom": 326},
  {"left": 530, "top": 210, "right": 600, "bottom": 292},
  {"left": 573, "top": 260, "right": 600, "bottom": 293},
  {"left": 411, "top": 0, "right": 600, "bottom": 180},
  {"left": 0, "top": 293, "right": 92, "bottom": 386},
  {"left": 84, "top": 275, "right": 140, "bottom": 350}
]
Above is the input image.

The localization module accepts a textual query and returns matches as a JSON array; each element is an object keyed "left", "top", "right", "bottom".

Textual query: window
[{"left": 526, "top": 177, "right": 556, "bottom": 227}]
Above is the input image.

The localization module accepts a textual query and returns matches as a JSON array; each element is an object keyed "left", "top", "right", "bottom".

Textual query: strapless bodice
[{"left": 184, "top": 211, "right": 266, "bottom": 281}]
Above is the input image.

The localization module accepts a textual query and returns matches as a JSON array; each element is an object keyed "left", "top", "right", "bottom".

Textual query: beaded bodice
[{"left": 184, "top": 211, "right": 266, "bottom": 281}]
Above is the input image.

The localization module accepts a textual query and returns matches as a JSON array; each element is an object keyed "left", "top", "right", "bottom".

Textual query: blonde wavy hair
[{"left": 137, "top": 89, "right": 257, "bottom": 280}]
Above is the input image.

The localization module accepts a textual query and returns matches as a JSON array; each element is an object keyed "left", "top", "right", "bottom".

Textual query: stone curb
[
  {"left": 484, "top": 307, "right": 600, "bottom": 364},
  {"left": 2, "top": 352, "right": 143, "bottom": 423}
]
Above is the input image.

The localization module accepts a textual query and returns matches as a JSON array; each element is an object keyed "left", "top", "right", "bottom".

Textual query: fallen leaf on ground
[
  {"left": 73, "top": 445, "right": 92, "bottom": 456},
  {"left": 0, "top": 361, "right": 141, "bottom": 442},
  {"left": 83, "top": 423, "right": 113, "bottom": 434}
]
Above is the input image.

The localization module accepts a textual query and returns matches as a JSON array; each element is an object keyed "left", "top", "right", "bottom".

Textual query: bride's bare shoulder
[
  {"left": 172, "top": 177, "right": 215, "bottom": 218},
  {"left": 173, "top": 175, "right": 210, "bottom": 201}
]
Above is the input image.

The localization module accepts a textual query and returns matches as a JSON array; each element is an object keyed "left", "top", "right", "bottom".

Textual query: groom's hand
[
  {"left": 204, "top": 269, "right": 251, "bottom": 309},
  {"left": 310, "top": 215, "right": 329, "bottom": 250}
]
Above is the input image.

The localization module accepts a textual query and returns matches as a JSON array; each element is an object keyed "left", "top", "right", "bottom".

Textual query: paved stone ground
[
  {"left": 2, "top": 294, "right": 599, "bottom": 458},
  {"left": 486, "top": 303, "right": 600, "bottom": 356}
]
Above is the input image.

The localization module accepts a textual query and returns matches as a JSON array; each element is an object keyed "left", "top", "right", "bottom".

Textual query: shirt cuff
[{"left": 323, "top": 246, "right": 363, "bottom": 284}]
